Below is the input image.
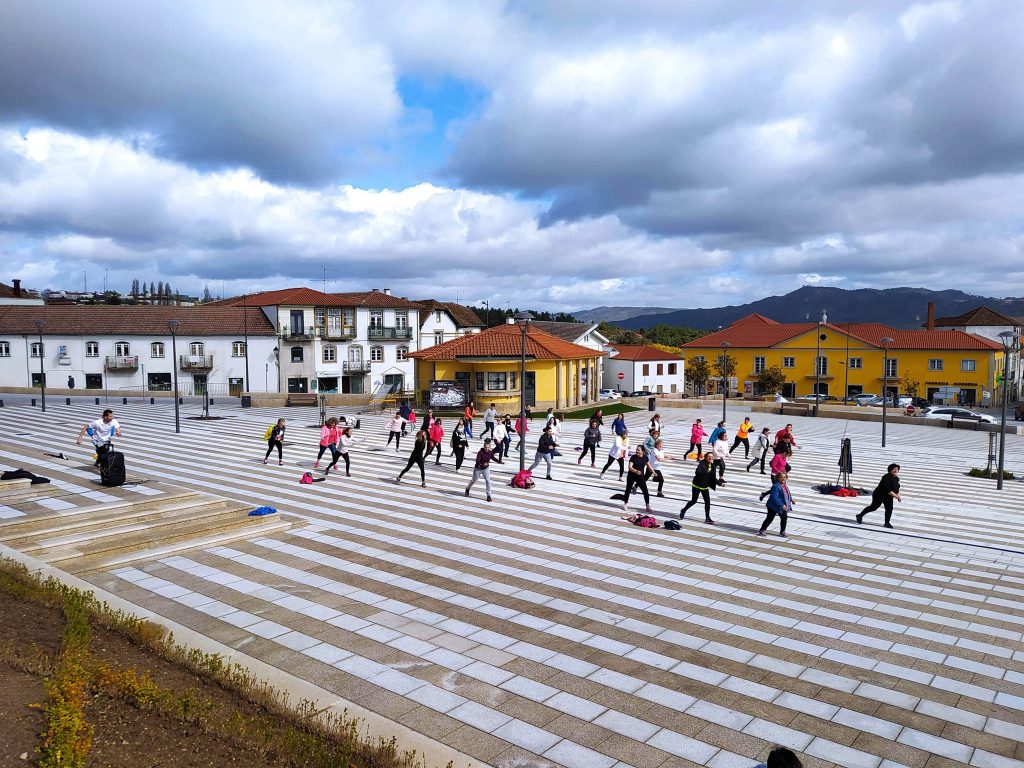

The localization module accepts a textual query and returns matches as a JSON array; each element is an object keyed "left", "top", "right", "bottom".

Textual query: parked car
[
  {"left": 598, "top": 389, "right": 621, "bottom": 400},
  {"left": 852, "top": 393, "right": 880, "bottom": 406},
  {"left": 920, "top": 407, "right": 995, "bottom": 423},
  {"left": 627, "top": 390, "right": 648, "bottom": 397},
  {"left": 796, "top": 393, "right": 832, "bottom": 402}
]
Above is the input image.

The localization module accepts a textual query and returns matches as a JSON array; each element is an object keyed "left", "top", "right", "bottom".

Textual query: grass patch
[
  {"left": 562, "top": 402, "right": 642, "bottom": 420},
  {"left": 967, "top": 467, "right": 1015, "bottom": 480}
]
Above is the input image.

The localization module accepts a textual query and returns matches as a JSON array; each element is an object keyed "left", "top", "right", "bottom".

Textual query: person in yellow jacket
[{"left": 729, "top": 417, "right": 755, "bottom": 458}]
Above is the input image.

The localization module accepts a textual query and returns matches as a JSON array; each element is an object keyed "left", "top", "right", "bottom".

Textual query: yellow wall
[
  {"left": 415, "top": 356, "right": 601, "bottom": 411},
  {"left": 686, "top": 326, "right": 1001, "bottom": 404}
]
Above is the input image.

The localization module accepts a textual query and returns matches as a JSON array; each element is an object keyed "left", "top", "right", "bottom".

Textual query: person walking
[
  {"left": 648, "top": 412, "right": 661, "bottom": 434},
  {"left": 622, "top": 445, "right": 653, "bottom": 512},
  {"left": 263, "top": 418, "right": 286, "bottom": 465},
  {"left": 759, "top": 442, "right": 792, "bottom": 500},
  {"left": 775, "top": 423, "right": 799, "bottom": 450},
  {"left": 398, "top": 401, "right": 413, "bottom": 436},
  {"left": 527, "top": 425, "right": 558, "bottom": 480},
  {"left": 644, "top": 428, "right": 659, "bottom": 455},
  {"left": 578, "top": 418, "right": 601, "bottom": 467},
  {"left": 650, "top": 439, "right": 670, "bottom": 497},
  {"left": 482, "top": 403, "right": 498, "bottom": 439},
  {"left": 465, "top": 438, "right": 498, "bottom": 501},
  {"left": 730, "top": 417, "right": 754, "bottom": 457},
  {"left": 463, "top": 401, "right": 477, "bottom": 439},
  {"left": 758, "top": 471, "right": 793, "bottom": 538},
  {"left": 600, "top": 429, "right": 630, "bottom": 479},
  {"left": 315, "top": 417, "right": 342, "bottom": 471},
  {"left": 77, "top": 409, "right": 123, "bottom": 466},
  {"left": 491, "top": 418, "right": 508, "bottom": 463},
  {"left": 515, "top": 413, "right": 528, "bottom": 452},
  {"left": 708, "top": 420, "right": 727, "bottom": 446},
  {"left": 326, "top": 427, "right": 357, "bottom": 476},
  {"left": 747, "top": 427, "right": 772, "bottom": 474},
  {"left": 385, "top": 411, "right": 406, "bottom": 451},
  {"left": 592, "top": 409, "right": 604, "bottom": 447},
  {"left": 543, "top": 408, "right": 556, "bottom": 430},
  {"left": 611, "top": 413, "right": 627, "bottom": 439},
  {"left": 856, "top": 464, "right": 902, "bottom": 528},
  {"left": 450, "top": 418, "right": 469, "bottom": 471},
  {"left": 687, "top": 418, "right": 706, "bottom": 460},
  {"left": 396, "top": 427, "right": 429, "bottom": 487},
  {"left": 679, "top": 453, "right": 717, "bottom": 524},
  {"left": 427, "top": 418, "right": 445, "bottom": 465},
  {"left": 499, "top": 415, "right": 513, "bottom": 457},
  {"left": 711, "top": 431, "right": 730, "bottom": 484}
]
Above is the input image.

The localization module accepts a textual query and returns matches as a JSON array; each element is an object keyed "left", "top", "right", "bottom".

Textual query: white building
[
  {"left": 531, "top": 321, "right": 609, "bottom": 397},
  {"left": 414, "top": 300, "right": 484, "bottom": 348},
  {"left": 219, "top": 287, "right": 422, "bottom": 397},
  {"left": 603, "top": 344, "right": 685, "bottom": 394},
  {"left": 0, "top": 305, "right": 277, "bottom": 395},
  {"left": 0, "top": 280, "right": 44, "bottom": 306},
  {"left": 929, "top": 303, "right": 1023, "bottom": 402}
]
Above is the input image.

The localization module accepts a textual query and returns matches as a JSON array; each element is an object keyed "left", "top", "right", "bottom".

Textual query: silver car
[{"left": 920, "top": 406, "right": 995, "bottom": 423}]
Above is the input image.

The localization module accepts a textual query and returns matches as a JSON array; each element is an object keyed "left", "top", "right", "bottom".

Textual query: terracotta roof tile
[
  {"left": 930, "top": 305, "right": 1023, "bottom": 328},
  {"left": 217, "top": 287, "right": 421, "bottom": 309},
  {"left": 413, "top": 300, "right": 485, "bottom": 328},
  {"left": 608, "top": 344, "right": 681, "bottom": 361},
  {"left": 0, "top": 305, "right": 275, "bottom": 336},
  {"left": 409, "top": 323, "right": 601, "bottom": 361},
  {"left": 530, "top": 321, "right": 597, "bottom": 343}
]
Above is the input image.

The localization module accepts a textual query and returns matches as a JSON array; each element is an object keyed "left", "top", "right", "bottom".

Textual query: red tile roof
[
  {"left": 608, "top": 344, "right": 682, "bottom": 361},
  {"left": 217, "top": 287, "right": 421, "bottom": 309},
  {"left": 0, "top": 305, "right": 276, "bottom": 336},
  {"left": 530, "top": 321, "right": 600, "bottom": 343},
  {"left": 409, "top": 323, "right": 602, "bottom": 361},
  {"left": 682, "top": 314, "right": 1001, "bottom": 351},
  {"left": 413, "top": 300, "right": 485, "bottom": 328},
  {"left": 930, "top": 306, "right": 1022, "bottom": 328}
]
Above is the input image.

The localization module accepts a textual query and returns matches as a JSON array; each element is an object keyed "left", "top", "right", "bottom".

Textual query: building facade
[
  {"left": 531, "top": 321, "right": 609, "bottom": 392},
  {"left": 682, "top": 314, "right": 1003, "bottom": 406},
  {"left": 0, "top": 305, "right": 277, "bottom": 395},
  {"left": 603, "top": 344, "right": 685, "bottom": 394},
  {"left": 930, "top": 305, "right": 1022, "bottom": 403},
  {"left": 414, "top": 301, "right": 484, "bottom": 349}
]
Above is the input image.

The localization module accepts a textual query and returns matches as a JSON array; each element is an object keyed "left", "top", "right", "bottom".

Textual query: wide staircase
[{"left": 0, "top": 479, "right": 290, "bottom": 575}]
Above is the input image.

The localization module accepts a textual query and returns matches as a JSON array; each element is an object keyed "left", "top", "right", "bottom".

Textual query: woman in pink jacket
[
  {"left": 427, "top": 418, "right": 445, "bottom": 465},
  {"left": 314, "top": 417, "right": 341, "bottom": 469},
  {"left": 687, "top": 419, "right": 707, "bottom": 460}
]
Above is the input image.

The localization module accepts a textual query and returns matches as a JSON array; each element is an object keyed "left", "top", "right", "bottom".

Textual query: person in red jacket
[
  {"left": 774, "top": 424, "right": 798, "bottom": 450},
  {"left": 427, "top": 418, "right": 445, "bottom": 465},
  {"left": 463, "top": 401, "right": 477, "bottom": 439}
]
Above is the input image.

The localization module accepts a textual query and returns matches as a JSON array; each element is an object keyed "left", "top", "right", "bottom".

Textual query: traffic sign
[{"left": 617, "top": 372, "right": 625, "bottom": 380}]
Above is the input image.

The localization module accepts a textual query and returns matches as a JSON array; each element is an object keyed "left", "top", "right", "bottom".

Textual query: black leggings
[
  {"left": 399, "top": 455, "right": 425, "bottom": 483},
  {"left": 453, "top": 445, "right": 466, "bottom": 471},
  {"left": 713, "top": 458, "right": 726, "bottom": 479},
  {"left": 316, "top": 444, "right": 335, "bottom": 462},
  {"left": 327, "top": 451, "right": 349, "bottom": 473},
  {"left": 688, "top": 441, "right": 703, "bottom": 458},
  {"left": 748, "top": 452, "right": 768, "bottom": 473},
  {"left": 729, "top": 436, "right": 749, "bottom": 456},
  {"left": 601, "top": 455, "right": 625, "bottom": 477},
  {"left": 623, "top": 474, "right": 650, "bottom": 505},
  {"left": 265, "top": 440, "right": 283, "bottom": 461},
  {"left": 428, "top": 441, "right": 442, "bottom": 463},
  {"left": 651, "top": 470, "right": 664, "bottom": 495},
  {"left": 680, "top": 487, "right": 711, "bottom": 519},
  {"left": 579, "top": 442, "right": 596, "bottom": 464},
  {"left": 860, "top": 494, "right": 895, "bottom": 524},
  {"left": 387, "top": 431, "right": 402, "bottom": 450},
  {"left": 760, "top": 507, "right": 788, "bottom": 534}
]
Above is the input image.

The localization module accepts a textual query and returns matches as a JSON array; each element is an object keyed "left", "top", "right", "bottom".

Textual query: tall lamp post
[
  {"left": 813, "top": 310, "right": 827, "bottom": 416},
  {"left": 242, "top": 293, "right": 251, "bottom": 394},
  {"left": 997, "top": 330, "right": 1020, "bottom": 490},
  {"left": 515, "top": 311, "right": 534, "bottom": 476},
  {"left": 880, "top": 336, "right": 894, "bottom": 447},
  {"left": 720, "top": 341, "right": 730, "bottom": 424},
  {"left": 167, "top": 319, "right": 181, "bottom": 434},
  {"left": 34, "top": 319, "right": 46, "bottom": 412}
]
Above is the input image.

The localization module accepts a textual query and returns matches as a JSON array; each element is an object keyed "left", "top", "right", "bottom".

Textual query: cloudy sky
[{"left": 1, "top": 0, "right": 1022, "bottom": 311}]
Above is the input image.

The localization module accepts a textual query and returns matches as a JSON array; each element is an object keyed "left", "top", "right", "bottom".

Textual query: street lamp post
[
  {"left": 34, "top": 320, "right": 46, "bottom": 412},
  {"left": 880, "top": 336, "right": 894, "bottom": 447},
  {"left": 997, "top": 330, "right": 1020, "bottom": 490},
  {"left": 814, "top": 310, "right": 827, "bottom": 416},
  {"left": 515, "top": 311, "right": 534, "bottom": 476},
  {"left": 242, "top": 293, "right": 251, "bottom": 395},
  {"left": 720, "top": 341, "right": 730, "bottom": 424},
  {"left": 167, "top": 319, "right": 181, "bottom": 434}
]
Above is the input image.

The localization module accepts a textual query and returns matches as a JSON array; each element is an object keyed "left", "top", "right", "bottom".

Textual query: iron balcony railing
[
  {"left": 280, "top": 324, "right": 318, "bottom": 340},
  {"left": 368, "top": 326, "right": 412, "bottom": 340},
  {"left": 179, "top": 354, "right": 214, "bottom": 370},
  {"left": 343, "top": 360, "right": 371, "bottom": 373},
  {"left": 104, "top": 355, "right": 139, "bottom": 371}
]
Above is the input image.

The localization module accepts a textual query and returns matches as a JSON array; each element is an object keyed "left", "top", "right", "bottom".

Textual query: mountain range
[{"left": 575, "top": 287, "right": 1024, "bottom": 330}]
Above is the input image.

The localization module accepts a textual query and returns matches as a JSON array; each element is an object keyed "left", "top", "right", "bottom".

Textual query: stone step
[
  {"left": 0, "top": 491, "right": 204, "bottom": 539},
  {"left": 0, "top": 477, "right": 36, "bottom": 497},
  {"left": 67, "top": 516, "right": 292, "bottom": 575},
  {"left": 0, "top": 484, "right": 63, "bottom": 506}
]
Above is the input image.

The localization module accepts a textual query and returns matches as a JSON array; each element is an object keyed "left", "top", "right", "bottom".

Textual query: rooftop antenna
[{"left": 322, "top": 265, "right": 327, "bottom": 293}]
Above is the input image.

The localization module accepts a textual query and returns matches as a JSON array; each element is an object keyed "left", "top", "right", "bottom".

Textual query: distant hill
[
  {"left": 572, "top": 305, "right": 679, "bottom": 323},
  {"left": 592, "top": 287, "right": 1024, "bottom": 331}
]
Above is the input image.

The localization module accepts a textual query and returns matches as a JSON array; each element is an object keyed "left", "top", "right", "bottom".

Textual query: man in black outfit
[{"left": 856, "top": 463, "right": 902, "bottom": 528}]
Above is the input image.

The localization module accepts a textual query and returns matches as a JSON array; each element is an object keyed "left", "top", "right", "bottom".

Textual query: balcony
[
  {"left": 104, "top": 355, "right": 139, "bottom": 371},
  {"left": 343, "top": 360, "right": 371, "bottom": 373},
  {"left": 368, "top": 326, "right": 413, "bottom": 340},
  {"left": 280, "top": 324, "right": 318, "bottom": 341},
  {"left": 316, "top": 325, "right": 355, "bottom": 340},
  {"left": 179, "top": 354, "right": 214, "bottom": 370}
]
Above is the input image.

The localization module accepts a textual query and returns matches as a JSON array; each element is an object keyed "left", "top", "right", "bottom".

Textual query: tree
[
  {"left": 687, "top": 356, "right": 712, "bottom": 396},
  {"left": 163, "top": 284, "right": 173, "bottom": 304},
  {"left": 755, "top": 365, "right": 788, "bottom": 396},
  {"left": 202, "top": 285, "right": 212, "bottom": 303},
  {"left": 712, "top": 353, "right": 738, "bottom": 395},
  {"left": 902, "top": 372, "right": 920, "bottom": 399},
  {"left": 149, "top": 281, "right": 157, "bottom": 304}
]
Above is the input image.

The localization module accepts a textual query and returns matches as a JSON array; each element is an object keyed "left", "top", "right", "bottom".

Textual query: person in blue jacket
[{"left": 758, "top": 471, "right": 793, "bottom": 538}]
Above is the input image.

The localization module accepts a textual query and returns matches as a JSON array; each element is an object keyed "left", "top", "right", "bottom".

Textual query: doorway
[
  {"left": 192, "top": 374, "right": 208, "bottom": 396},
  {"left": 290, "top": 310, "right": 304, "bottom": 335},
  {"left": 524, "top": 372, "right": 536, "bottom": 407},
  {"left": 287, "top": 377, "right": 308, "bottom": 393}
]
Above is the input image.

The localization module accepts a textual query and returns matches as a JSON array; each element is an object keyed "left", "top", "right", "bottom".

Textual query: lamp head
[
  {"left": 880, "top": 336, "right": 894, "bottom": 350},
  {"left": 34, "top": 319, "right": 45, "bottom": 333},
  {"left": 998, "top": 330, "right": 1019, "bottom": 352},
  {"left": 513, "top": 310, "right": 534, "bottom": 328},
  {"left": 167, "top": 319, "right": 180, "bottom": 333}
]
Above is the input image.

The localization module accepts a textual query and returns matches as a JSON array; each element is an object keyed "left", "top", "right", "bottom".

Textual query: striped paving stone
[{"left": 2, "top": 402, "right": 1024, "bottom": 767}]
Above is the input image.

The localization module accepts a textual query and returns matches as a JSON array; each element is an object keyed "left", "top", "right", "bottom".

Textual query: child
[{"left": 263, "top": 418, "right": 286, "bottom": 465}]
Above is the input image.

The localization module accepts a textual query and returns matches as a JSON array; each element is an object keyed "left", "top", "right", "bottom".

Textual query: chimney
[
  {"left": 506, "top": 317, "right": 516, "bottom": 325},
  {"left": 383, "top": 288, "right": 391, "bottom": 296},
  {"left": 371, "top": 288, "right": 379, "bottom": 293},
  {"left": 12, "top": 279, "right": 21, "bottom": 297},
  {"left": 927, "top": 301, "right": 935, "bottom": 331}
]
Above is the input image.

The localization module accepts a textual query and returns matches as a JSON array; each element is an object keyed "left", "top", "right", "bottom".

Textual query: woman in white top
[
  {"left": 491, "top": 419, "right": 508, "bottom": 463},
  {"left": 649, "top": 439, "right": 671, "bottom": 497},
  {"left": 327, "top": 427, "right": 358, "bottom": 476},
  {"left": 385, "top": 412, "right": 406, "bottom": 451},
  {"left": 599, "top": 429, "right": 630, "bottom": 480},
  {"left": 711, "top": 432, "right": 730, "bottom": 484}
]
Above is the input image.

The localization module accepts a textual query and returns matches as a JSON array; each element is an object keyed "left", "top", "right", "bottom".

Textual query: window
[
  {"left": 642, "top": 363, "right": 650, "bottom": 375},
  {"left": 30, "top": 342, "right": 43, "bottom": 358},
  {"left": 434, "top": 331, "right": 445, "bottom": 346},
  {"left": 885, "top": 358, "right": 897, "bottom": 377},
  {"left": 395, "top": 311, "right": 408, "bottom": 331},
  {"left": 782, "top": 356, "right": 795, "bottom": 368},
  {"left": 151, "top": 342, "right": 165, "bottom": 358},
  {"left": 370, "top": 345, "right": 383, "bottom": 362},
  {"left": 342, "top": 308, "right": 355, "bottom": 336},
  {"left": 928, "top": 358, "right": 944, "bottom": 371},
  {"left": 509, "top": 371, "right": 517, "bottom": 390},
  {"left": 754, "top": 356, "right": 766, "bottom": 374},
  {"left": 232, "top": 341, "right": 246, "bottom": 357},
  {"left": 475, "top": 372, "right": 485, "bottom": 391},
  {"left": 435, "top": 310, "right": 442, "bottom": 322},
  {"left": 961, "top": 359, "right": 976, "bottom": 372},
  {"left": 86, "top": 341, "right": 99, "bottom": 357},
  {"left": 322, "top": 346, "right": 336, "bottom": 363},
  {"left": 314, "top": 307, "right": 325, "bottom": 327},
  {"left": 656, "top": 363, "right": 664, "bottom": 375},
  {"left": 815, "top": 356, "right": 828, "bottom": 375},
  {"left": 290, "top": 346, "right": 304, "bottom": 363},
  {"left": 369, "top": 310, "right": 383, "bottom": 329},
  {"left": 115, "top": 342, "right": 130, "bottom": 357},
  {"left": 693, "top": 355, "right": 705, "bottom": 363},
  {"left": 848, "top": 357, "right": 862, "bottom": 369},
  {"left": 188, "top": 342, "right": 204, "bottom": 357},
  {"left": 668, "top": 363, "right": 677, "bottom": 375},
  {"left": 487, "top": 372, "right": 507, "bottom": 390},
  {"left": 396, "top": 346, "right": 408, "bottom": 361},
  {"left": 85, "top": 373, "right": 102, "bottom": 389},
  {"left": 0, "top": 341, "right": 9, "bottom": 357}
]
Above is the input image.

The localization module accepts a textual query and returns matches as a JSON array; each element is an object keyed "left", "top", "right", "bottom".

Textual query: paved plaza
[{"left": 1, "top": 399, "right": 1023, "bottom": 768}]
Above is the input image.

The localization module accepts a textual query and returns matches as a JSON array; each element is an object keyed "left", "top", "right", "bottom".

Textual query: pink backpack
[{"left": 300, "top": 471, "right": 314, "bottom": 485}]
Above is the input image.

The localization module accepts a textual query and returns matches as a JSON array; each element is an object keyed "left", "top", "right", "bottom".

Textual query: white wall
[{"left": 603, "top": 357, "right": 685, "bottom": 394}]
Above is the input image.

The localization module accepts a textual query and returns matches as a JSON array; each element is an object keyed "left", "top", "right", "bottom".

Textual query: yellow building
[
  {"left": 682, "top": 314, "right": 1004, "bottom": 406},
  {"left": 409, "top": 322, "right": 604, "bottom": 410}
]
